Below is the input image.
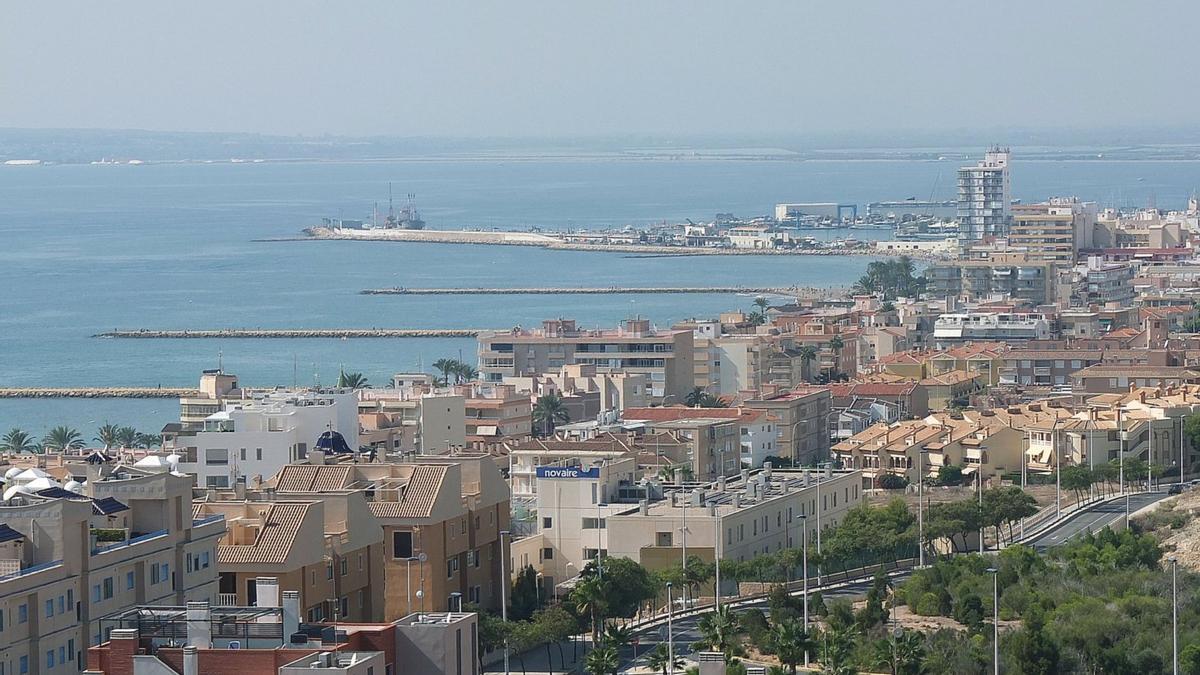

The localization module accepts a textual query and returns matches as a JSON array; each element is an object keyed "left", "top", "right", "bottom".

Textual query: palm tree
[
  {"left": 41, "top": 426, "right": 84, "bottom": 451},
  {"left": 453, "top": 362, "right": 479, "bottom": 384},
  {"left": 115, "top": 426, "right": 139, "bottom": 450},
  {"left": 752, "top": 296, "right": 770, "bottom": 323},
  {"left": 646, "top": 643, "right": 684, "bottom": 675},
  {"left": 602, "top": 623, "right": 632, "bottom": 651},
  {"left": 695, "top": 605, "right": 742, "bottom": 662},
  {"left": 432, "top": 358, "right": 456, "bottom": 386},
  {"left": 336, "top": 370, "right": 370, "bottom": 389},
  {"left": 584, "top": 644, "right": 618, "bottom": 675},
  {"left": 685, "top": 386, "right": 706, "bottom": 407},
  {"left": 571, "top": 576, "right": 608, "bottom": 645},
  {"left": 797, "top": 346, "right": 819, "bottom": 382},
  {"left": 532, "top": 392, "right": 571, "bottom": 436},
  {"left": 827, "top": 335, "right": 845, "bottom": 377},
  {"left": 94, "top": 423, "right": 121, "bottom": 450},
  {"left": 770, "top": 618, "right": 813, "bottom": 674},
  {"left": 0, "top": 428, "right": 39, "bottom": 454},
  {"left": 135, "top": 433, "right": 163, "bottom": 449}
]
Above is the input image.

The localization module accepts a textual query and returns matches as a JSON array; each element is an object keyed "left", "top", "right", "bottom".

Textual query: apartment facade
[
  {"left": 957, "top": 146, "right": 1012, "bottom": 243},
  {"left": 166, "top": 388, "right": 360, "bottom": 488},
  {"left": 193, "top": 491, "right": 384, "bottom": 623},
  {"left": 0, "top": 465, "right": 222, "bottom": 674},
  {"left": 1008, "top": 198, "right": 1098, "bottom": 265},
  {"left": 477, "top": 319, "right": 695, "bottom": 402},
  {"left": 358, "top": 390, "right": 466, "bottom": 456},
  {"left": 270, "top": 456, "right": 510, "bottom": 621}
]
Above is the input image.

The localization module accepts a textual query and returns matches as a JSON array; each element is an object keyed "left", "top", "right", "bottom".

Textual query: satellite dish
[
  {"left": 418, "top": 553, "right": 428, "bottom": 562},
  {"left": 415, "top": 590, "right": 424, "bottom": 599}
]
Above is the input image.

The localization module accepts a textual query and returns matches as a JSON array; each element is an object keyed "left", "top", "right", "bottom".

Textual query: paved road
[
  {"left": 1026, "top": 490, "right": 1168, "bottom": 551},
  {"left": 486, "top": 492, "right": 1172, "bottom": 673}
]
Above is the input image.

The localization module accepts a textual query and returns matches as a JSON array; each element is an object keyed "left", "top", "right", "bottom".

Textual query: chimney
[
  {"left": 639, "top": 499, "right": 649, "bottom": 516},
  {"left": 186, "top": 601, "right": 212, "bottom": 648},
  {"left": 183, "top": 646, "right": 199, "bottom": 675},
  {"left": 740, "top": 468, "right": 750, "bottom": 483},
  {"left": 282, "top": 591, "right": 301, "bottom": 643},
  {"left": 763, "top": 461, "right": 773, "bottom": 478},
  {"left": 732, "top": 494, "right": 741, "bottom": 508},
  {"left": 234, "top": 477, "right": 246, "bottom": 500},
  {"left": 716, "top": 476, "right": 726, "bottom": 492},
  {"left": 803, "top": 469, "right": 811, "bottom": 486},
  {"left": 106, "top": 629, "right": 140, "bottom": 675},
  {"left": 255, "top": 577, "right": 280, "bottom": 608}
]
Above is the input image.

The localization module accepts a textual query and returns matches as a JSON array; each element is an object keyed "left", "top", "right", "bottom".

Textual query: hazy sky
[{"left": 3, "top": 1, "right": 1197, "bottom": 137}]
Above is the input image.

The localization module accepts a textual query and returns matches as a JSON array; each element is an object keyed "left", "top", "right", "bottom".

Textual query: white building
[
  {"left": 166, "top": 388, "right": 359, "bottom": 487},
  {"left": 933, "top": 312, "right": 1051, "bottom": 343},
  {"left": 958, "top": 146, "right": 1011, "bottom": 242}
]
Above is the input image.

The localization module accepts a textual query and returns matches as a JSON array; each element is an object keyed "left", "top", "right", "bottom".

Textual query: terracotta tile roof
[
  {"left": 1073, "top": 365, "right": 1200, "bottom": 379},
  {"left": 218, "top": 502, "right": 310, "bottom": 566},
  {"left": 367, "top": 465, "right": 448, "bottom": 520},
  {"left": 273, "top": 465, "right": 352, "bottom": 492}
]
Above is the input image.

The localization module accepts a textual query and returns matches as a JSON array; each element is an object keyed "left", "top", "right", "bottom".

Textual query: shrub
[
  {"left": 913, "top": 592, "right": 942, "bottom": 616},
  {"left": 93, "top": 528, "right": 125, "bottom": 543}
]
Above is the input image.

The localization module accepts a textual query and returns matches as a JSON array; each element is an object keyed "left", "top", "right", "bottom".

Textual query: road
[
  {"left": 485, "top": 492, "right": 1171, "bottom": 673},
  {"left": 1025, "top": 490, "right": 1168, "bottom": 551}
]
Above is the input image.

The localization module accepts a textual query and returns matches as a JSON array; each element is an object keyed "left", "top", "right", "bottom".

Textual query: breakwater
[
  {"left": 0, "top": 388, "right": 199, "bottom": 399},
  {"left": 360, "top": 286, "right": 796, "bottom": 296},
  {"left": 93, "top": 329, "right": 488, "bottom": 339}
]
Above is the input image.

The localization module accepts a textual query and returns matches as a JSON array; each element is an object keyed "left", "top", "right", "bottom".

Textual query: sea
[{"left": 2, "top": 155, "right": 1200, "bottom": 438}]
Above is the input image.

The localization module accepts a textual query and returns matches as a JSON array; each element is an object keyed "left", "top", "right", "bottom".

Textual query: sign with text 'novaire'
[{"left": 535, "top": 466, "right": 600, "bottom": 479}]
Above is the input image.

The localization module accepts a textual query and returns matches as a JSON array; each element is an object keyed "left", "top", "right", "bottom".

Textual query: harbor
[
  {"left": 359, "top": 285, "right": 802, "bottom": 295},
  {"left": 93, "top": 328, "right": 490, "bottom": 339},
  {"left": 0, "top": 387, "right": 198, "bottom": 399}
]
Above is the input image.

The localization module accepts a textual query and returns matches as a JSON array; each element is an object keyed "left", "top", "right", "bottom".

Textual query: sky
[{"left": 2, "top": 0, "right": 1198, "bottom": 138}]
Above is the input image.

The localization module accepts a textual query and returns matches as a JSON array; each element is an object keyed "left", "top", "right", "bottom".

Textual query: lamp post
[
  {"left": 450, "top": 591, "right": 462, "bottom": 613},
  {"left": 714, "top": 513, "right": 722, "bottom": 612},
  {"left": 1170, "top": 555, "right": 1179, "bottom": 675},
  {"left": 1119, "top": 410, "right": 1126, "bottom": 497},
  {"left": 666, "top": 581, "right": 675, "bottom": 675},
  {"left": 499, "top": 530, "right": 511, "bottom": 675},
  {"left": 1181, "top": 415, "right": 1187, "bottom": 487},
  {"left": 987, "top": 567, "right": 999, "bottom": 675},
  {"left": 918, "top": 447, "right": 925, "bottom": 567},
  {"left": 1052, "top": 418, "right": 1061, "bottom": 519},
  {"left": 978, "top": 470, "right": 985, "bottom": 554},
  {"left": 405, "top": 556, "right": 419, "bottom": 612},
  {"left": 801, "top": 514, "right": 810, "bottom": 668}
]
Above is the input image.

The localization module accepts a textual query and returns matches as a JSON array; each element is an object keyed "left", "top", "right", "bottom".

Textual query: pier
[
  {"left": 93, "top": 329, "right": 488, "bottom": 339},
  {"left": 0, "top": 388, "right": 199, "bottom": 399},
  {"left": 360, "top": 286, "right": 796, "bottom": 296}
]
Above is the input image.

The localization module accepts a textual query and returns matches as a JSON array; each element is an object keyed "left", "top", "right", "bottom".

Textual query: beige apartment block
[
  {"left": 0, "top": 464, "right": 222, "bottom": 673},
  {"left": 477, "top": 318, "right": 696, "bottom": 402},
  {"left": 269, "top": 455, "right": 510, "bottom": 621},
  {"left": 744, "top": 387, "right": 833, "bottom": 465},
  {"left": 192, "top": 491, "right": 384, "bottom": 623}
]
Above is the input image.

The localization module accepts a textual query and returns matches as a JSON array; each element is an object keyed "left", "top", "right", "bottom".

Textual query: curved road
[{"left": 486, "top": 490, "right": 1172, "bottom": 673}]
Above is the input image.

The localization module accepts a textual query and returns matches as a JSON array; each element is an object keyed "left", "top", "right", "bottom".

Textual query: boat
[{"left": 325, "top": 184, "right": 426, "bottom": 231}]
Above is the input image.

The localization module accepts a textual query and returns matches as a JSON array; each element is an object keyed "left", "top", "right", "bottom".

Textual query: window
[
  {"left": 17, "top": 604, "right": 26, "bottom": 623},
  {"left": 205, "top": 449, "right": 229, "bottom": 465},
  {"left": 541, "top": 547, "right": 554, "bottom": 560},
  {"left": 339, "top": 596, "right": 349, "bottom": 618},
  {"left": 58, "top": 647, "right": 65, "bottom": 666},
  {"left": 151, "top": 565, "right": 160, "bottom": 585},
  {"left": 327, "top": 562, "right": 334, "bottom": 580},
  {"left": 103, "top": 577, "right": 114, "bottom": 599},
  {"left": 340, "top": 559, "right": 348, "bottom": 576},
  {"left": 359, "top": 589, "right": 365, "bottom": 608},
  {"left": 256, "top": 448, "right": 263, "bottom": 460},
  {"left": 19, "top": 655, "right": 27, "bottom": 675},
  {"left": 46, "top": 651, "right": 53, "bottom": 669},
  {"left": 45, "top": 599, "right": 53, "bottom": 618},
  {"left": 447, "top": 558, "right": 459, "bottom": 578},
  {"left": 466, "top": 550, "right": 476, "bottom": 568},
  {"left": 57, "top": 595, "right": 64, "bottom": 614},
  {"left": 542, "top": 517, "right": 552, "bottom": 529},
  {"left": 92, "top": 584, "right": 101, "bottom": 602},
  {"left": 205, "top": 475, "right": 229, "bottom": 488},
  {"left": 127, "top": 571, "right": 135, "bottom": 590},
  {"left": 393, "top": 531, "right": 413, "bottom": 559},
  {"left": 240, "top": 448, "right": 247, "bottom": 461},
  {"left": 201, "top": 551, "right": 210, "bottom": 569},
  {"left": 359, "top": 553, "right": 364, "bottom": 571}
]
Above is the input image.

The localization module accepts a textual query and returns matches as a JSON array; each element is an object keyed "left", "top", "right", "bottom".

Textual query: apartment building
[
  {"left": 504, "top": 363, "right": 649, "bottom": 415},
  {"left": 933, "top": 313, "right": 1052, "bottom": 344},
  {"left": 830, "top": 382, "right": 930, "bottom": 420},
  {"left": 1007, "top": 198, "right": 1098, "bottom": 265},
  {"left": 192, "top": 491, "right": 384, "bottom": 623},
  {"left": 832, "top": 403, "right": 1072, "bottom": 487},
  {"left": 269, "top": 455, "right": 510, "bottom": 621},
  {"left": 744, "top": 387, "right": 833, "bottom": 465},
  {"left": 87, "top": 603, "right": 477, "bottom": 675},
  {"left": 999, "top": 347, "right": 1175, "bottom": 388},
  {"left": 606, "top": 467, "right": 864, "bottom": 570},
  {"left": 358, "top": 389, "right": 466, "bottom": 456},
  {"left": 622, "top": 407, "right": 781, "bottom": 469},
  {"left": 1071, "top": 365, "right": 1200, "bottom": 395},
  {"left": 506, "top": 436, "right": 639, "bottom": 499},
  {"left": 165, "top": 387, "right": 359, "bottom": 489},
  {"left": 477, "top": 319, "right": 695, "bottom": 402},
  {"left": 926, "top": 260, "right": 1056, "bottom": 306},
  {"left": 957, "top": 146, "right": 1011, "bottom": 243},
  {"left": 877, "top": 343, "right": 1007, "bottom": 387},
  {"left": 0, "top": 464, "right": 222, "bottom": 674},
  {"left": 1071, "top": 258, "right": 1136, "bottom": 307},
  {"left": 462, "top": 385, "right": 532, "bottom": 447}
]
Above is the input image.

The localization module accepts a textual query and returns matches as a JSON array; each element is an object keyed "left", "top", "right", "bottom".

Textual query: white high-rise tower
[{"left": 957, "top": 146, "right": 1011, "bottom": 243}]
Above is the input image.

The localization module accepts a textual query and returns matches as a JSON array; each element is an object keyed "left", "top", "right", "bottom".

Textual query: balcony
[{"left": 217, "top": 592, "right": 239, "bottom": 606}]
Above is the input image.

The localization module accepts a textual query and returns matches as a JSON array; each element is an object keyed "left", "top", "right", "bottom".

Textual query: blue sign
[{"left": 536, "top": 466, "right": 600, "bottom": 479}]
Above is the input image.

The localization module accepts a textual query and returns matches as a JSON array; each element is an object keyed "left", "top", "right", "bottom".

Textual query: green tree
[
  {"left": 1060, "top": 465, "right": 1094, "bottom": 505},
  {"left": 135, "top": 432, "right": 162, "bottom": 449},
  {"left": 684, "top": 386, "right": 728, "bottom": 408},
  {"left": 509, "top": 564, "right": 541, "bottom": 621},
  {"left": 827, "top": 334, "right": 845, "bottom": 377},
  {"left": 694, "top": 605, "right": 743, "bottom": 662},
  {"left": 115, "top": 426, "right": 139, "bottom": 449},
  {"left": 41, "top": 426, "right": 83, "bottom": 451},
  {"left": 797, "top": 345, "right": 819, "bottom": 382},
  {"left": 851, "top": 257, "right": 925, "bottom": 300},
  {"left": 769, "top": 618, "right": 813, "bottom": 674},
  {"left": 584, "top": 644, "right": 618, "bottom": 675},
  {"left": 0, "top": 428, "right": 38, "bottom": 454},
  {"left": 936, "top": 464, "right": 964, "bottom": 486},
  {"left": 335, "top": 369, "right": 369, "bottom": 389},
  {"left": 820, "top": 627, "right": 858, "bottom": 675},
  {"left": 646, "top": 643, "right": 684, "bottom": 675},
  {"left": 532, "top": 392, "right": 571, "bottom": 436},
  {"left": 94, "top": 423, "right": 121, "bottom": 450},
  {"left": 453, "top": 361, "right": 479, "bottom": 383},
  {"left": 1002, "top": 604, "right": 1059, "bottom": 675},
  {"left": 432, "top": 358, "right": 456, "bottom": 386}
]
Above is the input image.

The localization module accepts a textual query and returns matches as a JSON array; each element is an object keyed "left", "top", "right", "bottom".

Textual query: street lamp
[
  {"left": 918, "top": 447, "right": 925, "bottom": 567},
  {"left": 1052, "top": 418, "right": 1062, "bottom": 520},
  {"left": 801, "top": 514, "right": 810, "bottom": 668},
  {"left": 450, "top": 591, "right": 463, "bottom": 613},
  {"left": 405, "top": 556, "right": 420, "bottom": 611},
  {"left": 986, "top": 567, "right": 999, "bottom": 675},
  {"left": 500, "top": 530, "right": 511, "bottom": 675},
  {"left": 666, "top": 581, "right": 675, "bottom": 675},
  {"left": 714, "top": 512, "right": 722, "bottom": 612},
  {"left": 1170, "top": 555, "right": 1179, "bottom": 675}
]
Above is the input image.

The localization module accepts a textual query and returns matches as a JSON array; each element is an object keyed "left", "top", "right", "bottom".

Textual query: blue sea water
[{"left": 2, "top": 156, "right": 1199, "bottom": 437}]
